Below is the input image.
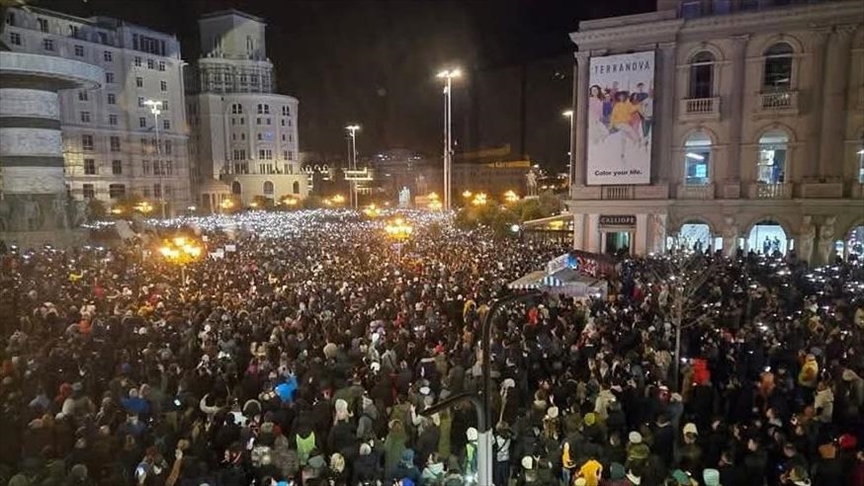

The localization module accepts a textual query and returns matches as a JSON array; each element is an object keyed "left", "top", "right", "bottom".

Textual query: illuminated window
[
  {"left": 763, "top": 43, "right": 793, "bottom": 91},
  {"left": 757, "top": 129, "right": 788, "bottom": 184}
]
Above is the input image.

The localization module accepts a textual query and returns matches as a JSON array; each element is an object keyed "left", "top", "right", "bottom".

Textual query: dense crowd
[{"left": 0, "top": 210, "right": 862, "bottom": 486}]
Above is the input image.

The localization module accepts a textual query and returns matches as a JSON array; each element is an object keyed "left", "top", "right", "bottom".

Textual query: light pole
[
  {"left": 346, "top": 124, "right": 361, "bottom": 209},
  {"left": 437, "top": 68, "right": 460, "bottom": 212},
  {"left": 562, "top": 110, "right": 574, "bottom": 188},
  {"left": 144, "top": 99, "right": 166, "bottom": 218}
]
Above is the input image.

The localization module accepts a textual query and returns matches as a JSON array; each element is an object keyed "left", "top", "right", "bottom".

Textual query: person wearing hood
[
  {"left": 385, "top": 419, "right": 409, "bottom": 480},
  {"left": 352, "top": 442, "right": 380, "bottom": 485},
  {"left": 421, "top": 452, "right": 446, "bottom": 486},
  {"left": 394, "top": 448, "right": 422, "bottom": 484},
  {"left": 812, "top": 380, "right": 834, "bottom": 423}
]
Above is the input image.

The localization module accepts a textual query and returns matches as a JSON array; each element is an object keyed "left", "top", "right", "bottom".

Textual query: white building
[
  {"left": 186, "top": 10, "right": 307, "bottom": 212},
  {"left": 3, "top": 6, "right": 192, "bottom": 216},
  {"left": 566, "top": 0, "right": 864, "bottom": 265}
]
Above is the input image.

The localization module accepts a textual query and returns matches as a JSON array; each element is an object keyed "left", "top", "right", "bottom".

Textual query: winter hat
[
  {"left": 609, "top": 463, "right": 626, "bottom": 480},
  {"left": 466, "top": 427, "right": 478, "bottom": 441},
  {"left": 323, "top": 342, "right": 338, "bottom": 360},
  {"left": 838, "top": 433, "right": 858, "bottom": 450},
  {"left": 359, "top": 443, "right": 372, "bottom": 456},
  {"left": 335, "top": 399, "right": 350, "bottom": 420},
  {"left": 628, "top": 431, "right": 643, "bottom": 444},
  {"left": 521, "top": 456, "right": 534, "bottom": 470},
  {"left": 703, "top": 469, "right": 720, "bottom": 486},
  {"left": 401, "top": 448, "right": 415, "bottom": 466},
  {"left": 545, "top": 406, "right": 559, "bottom": 420},
  {"left": 330, "top": 453, "right": 345, "bottom": 473},
  {"left": 584, "top": 413, "right": 597, "bottom": 426},
  {"left": 683, "top": 422, "right": 698, "bottom": 436},
  {"left": 671, "top": 470, "right": 691, "bottom": 485}
]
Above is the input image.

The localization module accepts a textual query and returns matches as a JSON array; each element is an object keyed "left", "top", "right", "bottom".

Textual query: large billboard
[{"left": 586, "top": 51, "right": 655, "bottom": 185}]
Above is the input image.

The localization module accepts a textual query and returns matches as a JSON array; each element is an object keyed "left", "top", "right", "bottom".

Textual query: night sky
[{"left": 47, "top": 0, "right": 654, "bottom": 171}]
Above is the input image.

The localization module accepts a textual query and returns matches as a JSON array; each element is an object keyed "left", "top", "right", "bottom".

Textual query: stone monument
[{"left": 0, "top": 45, "right": 103, "bottom": 246}]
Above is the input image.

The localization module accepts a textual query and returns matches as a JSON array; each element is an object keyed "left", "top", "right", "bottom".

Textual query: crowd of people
[{"left": 0, "top": 209, "right": 862, "bottom": 486}]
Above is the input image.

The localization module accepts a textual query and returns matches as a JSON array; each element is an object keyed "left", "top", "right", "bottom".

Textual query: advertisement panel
[{"left": 586, "top": 51, "right": 655, "bottom": 185}]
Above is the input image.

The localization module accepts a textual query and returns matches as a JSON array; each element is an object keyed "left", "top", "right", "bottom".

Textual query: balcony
[
  {"left": 602, "top": 185, "right": 634, "bottom": 200},
  {"left": 677, "top": 183, "right": 715, "bottom": 199},
  {"left": 680, "top": 97, "right": 721, "bottom": 121},
  {"left": 755, "top": 91, "right": 798, "bottom": 116},
  {"left": 748, "top": 182, "right": 792, "bottom": 199}
]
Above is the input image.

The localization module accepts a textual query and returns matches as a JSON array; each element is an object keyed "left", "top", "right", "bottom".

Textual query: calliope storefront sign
[{"left": 599, "top": 215, "right": 636, "bottom": 228}]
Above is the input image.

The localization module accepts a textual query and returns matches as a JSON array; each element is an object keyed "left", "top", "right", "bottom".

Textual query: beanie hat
[
  {"left": 401, "top": 448, "right": 415, "bottom": 465},
  {"left": 628, "top": 431, "right": 643, "bottom": 444},
  {"left": 584, "top": 413, "right": 596, "bottom": 426},
  {"left": 683, "top": 422, "right": 698, "bottom": 436},
  {"left": 521, "top": 456, "right": 534, "bottom": 470},
  {"left": 610, "top": 462, "right": 626, "bottom": 480},
  {"left": 703, "top": 469, "right": 720, "bottom": 486},
  {"left": 466, "top": 427, "right": 478, "bottom": 441},
  {"left": 671, "top": 469, "right": 690, "bottom": 485}
]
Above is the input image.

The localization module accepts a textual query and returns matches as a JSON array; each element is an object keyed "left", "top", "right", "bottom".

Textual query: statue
[
  {"left": 817, "top": 216, "right": 836, "bottom": 265},
  {"left": 798, "top": 215, "right": 816, "bottom": 265},
  {"left": 722, "top": 216, "right": 739, "bottom": 258},
  {"left": 0, "top": 198, "right": 10, "bottom": 232},
  {"left": 52, "top": 194, "right": 68, "bottom": 230},
  {"left": 398, "top": 187, "right": 411, "bottom": 208},
  {"left": 71, "top": 200, "right": 88, "bottom": 228},
  {"left": 525, "top": 171, "right": 538, "bottom": 196},
  {"left": 23, "top": 196, "right": 42, "bottom": 231},
  {"left": 650, "top": 213, "right": 667, "bottom": 254}
]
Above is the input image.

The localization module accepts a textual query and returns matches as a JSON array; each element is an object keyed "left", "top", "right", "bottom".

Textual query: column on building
[
  {"left": 571, "top": 212, "right": 585, "bottom": 250},
  {"left": 726, "top": 35, "right": 749, "bottom": 186},
  {"left": 655, "top": 42, "right": 676, "bottom": 184},
  {"left": 804, "top": 28, "right": 830, "bottom": 179},
  {"left": 818, "top": 25, "right": 855, "bottom": 179},
  {"left": 572, "top": 51, "right": 590, "bottom": 188},
  {"left": 586, "top": 213, "right": 601, "bottom": 253}
]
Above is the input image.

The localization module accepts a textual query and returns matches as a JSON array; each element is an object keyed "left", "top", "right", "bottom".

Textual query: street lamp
[
  {"left": 503, "top": 190, "right": 519, "bottom": 204},
  {"left": 384, "top": 217, "right": 413, "bottom": 241},
  {"left": 437, "top": 68, "right": 461, "bottom": 212},
  {"left": 562, "top": 109, "right": 574, "bottom": 188},
  {"left": 346, "top": 124, "right": 361, "bottom": 209},
  {"left": 144, "top": 100, "right": 166, "bottom": 218},
  {"left": 158, "top": 236, "right": 203, "bottom": 285},
  {"left": 219, "top": 198, "right": 235, "bottom": 213},
  {"left": 471, "top": 192, "right": 488, "bottom": 206}
]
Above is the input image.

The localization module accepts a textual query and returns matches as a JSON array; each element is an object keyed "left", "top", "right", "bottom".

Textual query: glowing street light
[
  {"left": 158, "top": 236, "right": 204, "bottom": 285},
  {"left": 437, "top": 68, "right": 461, "bottom": 211},
  {"left": 503, "top": 190, "right": 519, "bottom": 204},
  {"left": 134, "top": 201, "right": 154, "bottom": 215},
  {"left": 384, "top": 217, "right": 413, "bottom": 241},
  {"left": 346, "top": 124, "right": 361, "bottom": 209},
  {"left": 220, "top": 199, "right": 235, "bottom": 212},
  {"left": 471, "top": 192, "right": 488, "bottom": 206},
  {"left": 144, "top": 99, "right": 167, "bottom": 218},
  {"left": 462, "top": 190, "right": 473, "bottom": 199},
  {"left": 563, "top": 109, "right": 574, "bottom": 188},
  {"left": 363, "top": 203, "right": 382, "bottom": 218}
]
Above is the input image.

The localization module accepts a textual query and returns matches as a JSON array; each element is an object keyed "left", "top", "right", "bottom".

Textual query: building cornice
[{"left": 570, "top": 19, "right": 684, "bottom": 50}]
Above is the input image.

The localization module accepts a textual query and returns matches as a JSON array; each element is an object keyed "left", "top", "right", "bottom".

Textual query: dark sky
[{"left": 48, "top": 0, "right": 654, "bottom": 171}]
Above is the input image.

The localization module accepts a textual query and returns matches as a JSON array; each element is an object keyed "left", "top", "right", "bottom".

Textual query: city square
[{"left": 1, "top": 1, "right": 864, "bottom": 486}]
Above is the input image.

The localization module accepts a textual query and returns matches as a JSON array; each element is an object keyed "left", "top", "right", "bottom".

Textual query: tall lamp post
[
  {"left": 562, "top": 110, "right": 574, "bottom": 188},
  {"left": 144, "top": 99, "right": 166, "bottom": 218},
  {"left": 346, "top": 124, "right": 361, "bottom": 209},
  {"left": 437, "top": 68, "right": 460, "bottom": 212}
]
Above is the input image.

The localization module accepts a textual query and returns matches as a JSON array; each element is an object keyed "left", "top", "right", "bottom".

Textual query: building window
[
  {"left": 282, "top": 150, "right": 288, "bottom": 160},
  {"left": 263, "top": 181, "right": 274, "bottom": 195},
  {"left": 153, "top": 184, "right": 162, "bottom": 198},
  {"left": 9, "top": 32, "right": 20, "bottom": 45},
  {"left": 147, "top": 59, "right": 155, "bottom": 69},
  {"left": 107, "top": 93, "right": 116, "bottom": 105},
  {"left": 763, "top": 42, "right": 793, "bottom": 91},
  {"left": 142, "top": 159, "right": 151, "bottom": 175},
  {"left": 43, "top": 38, "right": 54, "bottom": 51},
  {"left": 232, "top": 104, "right": 243, "bottom": 114},
  {"left": 84, "top": 158, "right": 97, "bottom": 175},
  {"left": 110, "top": 136, "right": 121, "bottom": 152},
  {"left": 139, "top": 117, "right": 147, "bottom": 128},
  {"left": 859, "top": 139, "right": 864, "bottom": 183},
  {"left": 164, "top": 140, "right": 172, "bottom": 155},
  {"left": 74, "top": 45, "right": 84, "bottom": 57},
  {"left": 158, "top": 61, "right": 165, "bottom": 71},
  {"left": 140, "top": 138, "right": 148, "bottom": 154},
  {"left": 134, "top": 56, "right": 142, "bottom": 67},
  {"left": 82, "top": 134, "right": 94, "bottom": 151},
  {"left": 240, "top": 117, "right": 245, "bottom": 125},
  {"left": 37, "top": 18, "right": 48, "bottom": 32},
  {"left": 266, "top": 118, "right": 271, "bottom": 125},
  {"left": 98, "top": 32, "right": 108, "bottom": 44},
  {"left": 5, "top": 11, "right": 13, "bottom": 26},
  {"left": 688, "top": 51, "right": 714, "bottom": 99},
  {"left": 161, "top": 100, "right": 168, "bottom": 111},
  {"left": 292, "top": 181, "right": 300, "bottom": 194},
  {"left": 109, "top": 183, "right": 126, "bottom": 198},
  {"left": 165, "top": 160, "right": 173, "bottom": 176},
  {"left": 288, "top": 151, "right": 294, "bottom": 160},
  {"left": 103, "top": 50, "right": 112, "bottom": 62},
  {"left": 232, "top": 181, "right": 242, "bottom": 194},
  {"left": 282, "top": 106, "right": 290, "bottom": 116},
  {"left": 105, "top": 72, "right": 115, "bottom": 84},
  {"left": 82, "top": 184, "right": 95, "bottom": 199},
  {"left": 69, "top": 25, "right": 79, "bottom": 38},
  {"left": 683, "top": 131, "right": 711, "bottom": 186},
  {"left": 281, "top": 119, "right": 286, "bottom": 126},
  {"left": 136, "top": 77, "right": 143, "bottom": 88},
  {"left": 757, "top": 129, "right": 789, "bottom": 184},
  {"left": 138, "top": 97, "right": 145, "bottom": 107},
  {"left": 109, "top": 114, "right": 118, "bottom": 126},
  {"left": 78, "top": 90, "right": 88, "bottom": 102},
  {"left": 256, "top": 117, "right": 261, "bottom": 125},
  {"left": 257, "top": 133, "right": 263, "bottom": 141},
  {"left": 281, "top": 134, "right": 286, "bottom": 141},
  {"left": 160, "top": 80, "right": 167, "bottom": 91},
  {"left": 162, "top": 119, "right": 170, "bottom": 130},
  {"left": 112, "top": 160, "right": 122, "bottom": 175},
  {"left": 80, "top": 111, "right": 91, "bottom": 123}
]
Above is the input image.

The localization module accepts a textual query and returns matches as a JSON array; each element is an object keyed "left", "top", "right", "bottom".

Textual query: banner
[{"left": 586, "top": 51, "right": 655, "bottom": 185}]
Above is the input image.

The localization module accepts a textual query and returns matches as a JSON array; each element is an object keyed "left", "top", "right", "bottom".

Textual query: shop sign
[{"left": 599, "top": 215, "right": 636, "bottom": 227}]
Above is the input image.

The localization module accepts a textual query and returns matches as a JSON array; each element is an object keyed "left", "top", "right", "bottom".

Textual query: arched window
[
  {"left": 689, "top": 51, "right": 715, "bottom": 99},
  {"left": 684, "top": 131, "right": 712, "bottom": 185},
  {"left": 231, "top": 180, "right": 242, "bottom": 194},
  {"left": 857, "top": 136, "right": 864, "bottom": 183},
  {"left": 758, "top": 130, "right": 789, "bottom": 184},
  {"left": 763, "top": 43, "right": 793, "bottom": 91},
  {"left": 292, "top": 181, "right": 300, "bottom": 194},
  {"left": 263, "top": 181, "right": 274, "bottom": 195}
]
